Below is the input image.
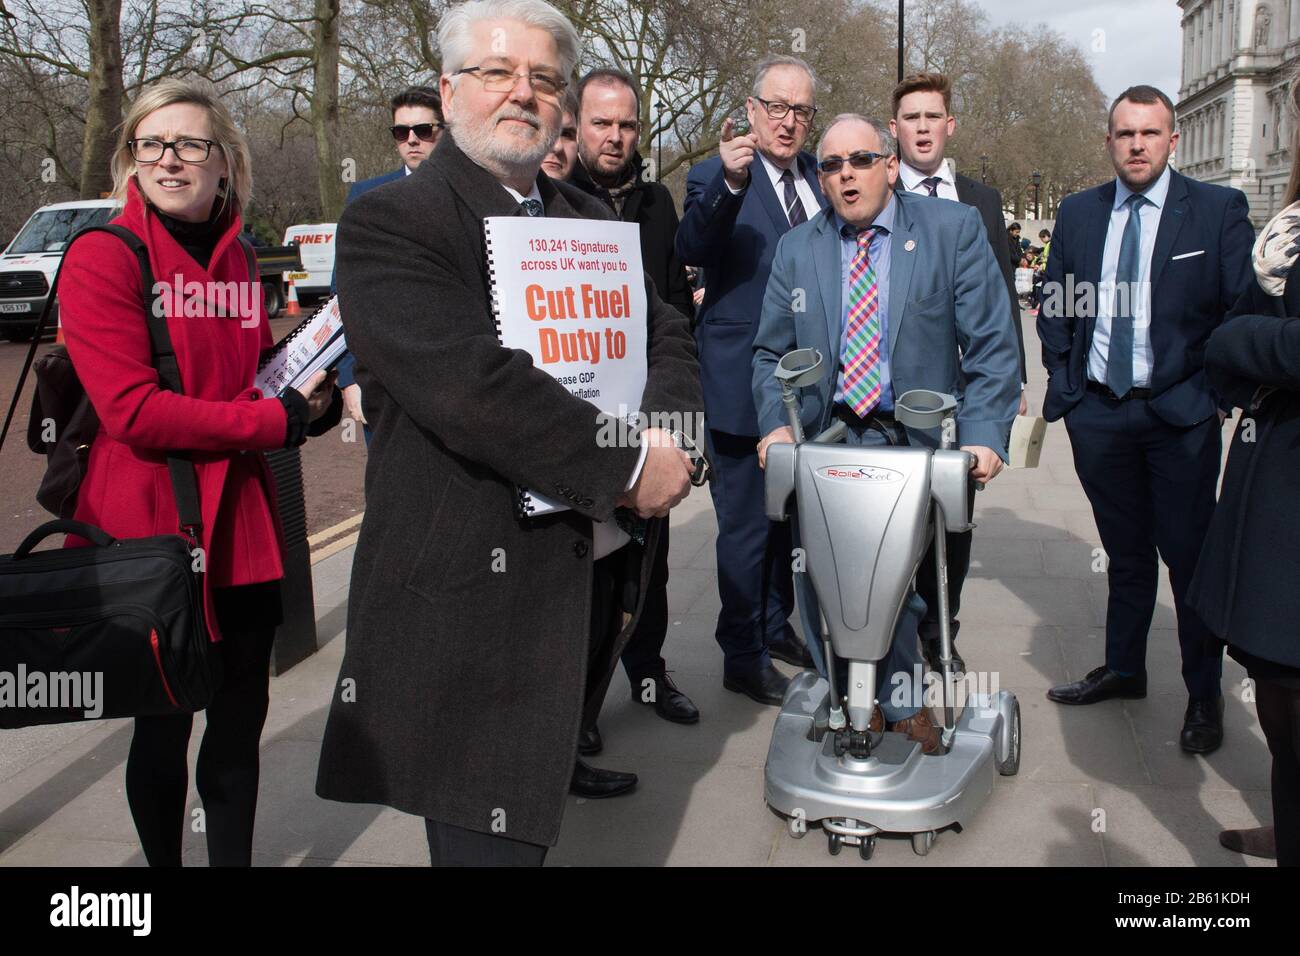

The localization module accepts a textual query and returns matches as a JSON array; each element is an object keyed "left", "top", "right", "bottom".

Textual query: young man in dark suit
[
  {"left": 1038, "top": 85, "right": 1254, "bottom": 755},
  {"left": 889, "top": 71, "right": 1027, "bottom": 675},
  {"left": 334, "top": 86, "right": 445, "bottom": 431},
  {"left": 675, "top": 54, "right": 825, "bottom": 706}
]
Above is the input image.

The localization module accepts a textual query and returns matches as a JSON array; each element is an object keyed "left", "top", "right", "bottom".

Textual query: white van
[
  {"left": 282, "top": 222, "right": 338, "bottom": 300},
  {"left": 0, "top": 199, "right": 120, "bottom": 341}
]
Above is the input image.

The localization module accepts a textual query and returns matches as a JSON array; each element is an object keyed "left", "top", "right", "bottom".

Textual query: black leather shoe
[
  {"left": 1047, "top": 665, "right": 1146, "bottom": 705},
  {"left": 569, "top": 759, "right": 637, "bottom": 798},
  {"left": 1219, "top": 826, "right": 1276, "bottom": 859},
  {"left": 577, "top": 723, "right": 603, "bottom": 756},
  {"left": 723, "top": 663, "right": 790, "bottom": 706},
  {"left": 630, "top": 671, "right": 700, "bottom": 724},
  {"left": 921, "top": 637, "right": 965, "bottom": 674},
  {"left": 1180, "top": 695, "right": 1224, "bottom": 755},
  {"left": 767, "top": 636, "right": 814, "bottom": 669}
]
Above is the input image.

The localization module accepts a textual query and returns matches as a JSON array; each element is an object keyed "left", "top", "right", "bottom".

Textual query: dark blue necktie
[
  {"left": 520, "top": 199, "right": 543, "bottom": 217},
  {"left": 1107, "top": 193, "right": 1147, "bottom": 398},
  {"left": 920, "top": 176, "right": 942, "bottom": 196},
  {"left": 780, "top": 168, "right": 807, "bottom": 227}
]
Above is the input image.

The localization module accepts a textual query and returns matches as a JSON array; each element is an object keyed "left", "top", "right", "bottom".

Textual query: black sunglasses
[
  {"left": 391, "top": 122, "right": 444, "bottom": 142},
  {"left": 816, "top": 151, "right": 888, "bottom": 174}
]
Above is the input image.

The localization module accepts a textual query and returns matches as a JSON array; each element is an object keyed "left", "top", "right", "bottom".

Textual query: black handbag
[{"left": 0, "top": 225, "right": 222, "bottom": 728}]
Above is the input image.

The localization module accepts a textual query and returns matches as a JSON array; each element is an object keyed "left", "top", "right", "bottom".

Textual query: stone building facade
[{"left": 1178, "top": 0, "right": 1297, "bottom": 226}]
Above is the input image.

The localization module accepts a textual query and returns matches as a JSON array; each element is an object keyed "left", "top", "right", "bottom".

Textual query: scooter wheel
[
  {"left": 827, "top": 832, "right": 844, "bottom": 856},
  {"left": 996, "top": 699, "right": 1022, "bottom": 776},
  {"left": 911, "top": 831, "right": 935, "bottom": 856},
  {"left": 858, "top": 836, "right": 875, "bottom": 861}
]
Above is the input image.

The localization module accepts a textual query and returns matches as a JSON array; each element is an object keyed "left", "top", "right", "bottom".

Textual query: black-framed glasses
[
  {"left": 129, "top": 138, "right": 216, "bottom": 164},
  {"left": 816, "top": 151, "right": 888, "bottom": 174},
  {"left": 453, "top": 65, "right": 568, "bottom": 98},
  {"left": 391, "top": 122, "right": 445, "bottom": 142},
  {"left": 755, "top": 97, "right": 817, "bottom": 125}
]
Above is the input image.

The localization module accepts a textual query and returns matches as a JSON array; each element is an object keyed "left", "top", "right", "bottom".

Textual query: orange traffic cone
[{"left": 285, "top": 277, "right": 301, "bottom": 318}]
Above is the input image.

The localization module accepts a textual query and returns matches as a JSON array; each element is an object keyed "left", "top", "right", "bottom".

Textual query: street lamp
[
  {"left": 980, "top": 154, "right": 989, "bottom": 184},
  {"left": 898, "top": 1, "right": 905, "bottom": 82},
  {"left": 655, "top": 99, "right": 664, "bottom": 182},
  {"left": 1031, "top": 170, "right": 1042, "bottom": 219}
]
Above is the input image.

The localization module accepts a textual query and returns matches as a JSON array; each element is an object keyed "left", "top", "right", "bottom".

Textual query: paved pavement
[{"left": 0, "top": 315, "right": 1274, "bottom": 867}]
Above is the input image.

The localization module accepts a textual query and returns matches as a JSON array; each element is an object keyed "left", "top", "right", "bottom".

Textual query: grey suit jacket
[{"left": 751, "top": 189, "right": 1019, "bottom": 457}]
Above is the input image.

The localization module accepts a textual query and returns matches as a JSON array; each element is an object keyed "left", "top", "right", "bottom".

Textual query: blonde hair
[
  {"left": 110, "top": 78, "right": 252, "bottom": 215},
  {"left": 1285, "top": 65, "right": 1300, "bottom": 207}
]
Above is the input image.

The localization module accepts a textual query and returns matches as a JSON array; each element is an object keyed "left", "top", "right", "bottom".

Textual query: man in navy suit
[
  {"left": 335, "top": 86, "right": 445, "bottom": 432},
  {"left": 676, "top": 54, "right": 826, "bottom": 705},
  {"left": 1038, "top": 86, "right": 1254, "bottom": 755},
  {"left": 752, "top": 114, "right": 1020, "bottom": 751}
]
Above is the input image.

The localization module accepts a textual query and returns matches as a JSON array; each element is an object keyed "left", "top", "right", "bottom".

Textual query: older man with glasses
[
  {"left": 316, "top": 0, "right": 701, "bottom": 867},
  {"left": 676, "top": 54, "right": 826, "bottom": 707}
]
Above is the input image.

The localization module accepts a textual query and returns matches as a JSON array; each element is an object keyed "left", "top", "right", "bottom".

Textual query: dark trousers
[
  {"left": 1064, "top": 389, "right": 1223, "bottom": 698},
  {"left": 1253, "top": 673, "right": 1300, "bottom": 867},
  {"left": 915, "top": 482, "right": 978, "bottom": 647},
  {"left": 126, "top": 587, "right": 278, "bottom": 867},
  {"left": 424, "top": 819, "right": 547, "bottom": 866},
  {"left": 620, "top": 524, "right": 669, "bottom": 680},
  {"left": 704, "top": 428, "right": 798, "bottom": 675}
]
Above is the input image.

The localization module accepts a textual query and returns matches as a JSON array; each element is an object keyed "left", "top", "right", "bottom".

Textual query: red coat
[{"left": 59, "top": 181, "right": 289, "bottom": 639}]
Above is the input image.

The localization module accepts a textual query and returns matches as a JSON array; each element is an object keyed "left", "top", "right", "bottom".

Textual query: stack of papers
[{"left": 256, "top": 295, "right": 347, "bottom": 396}]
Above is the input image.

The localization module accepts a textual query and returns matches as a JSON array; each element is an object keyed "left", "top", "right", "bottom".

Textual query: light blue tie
[{"left": 1107, "top": 193, "right": 1146, "bottom": 397}]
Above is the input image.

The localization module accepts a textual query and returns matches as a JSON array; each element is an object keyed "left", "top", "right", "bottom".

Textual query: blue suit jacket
[
  {"left": 1037, "top": 169, "right": 1254, "bottom": 426},
  {"left": 676, "top": 152, "right": 825, "bottom": 436},
  {"left": 752, "top": 190, "right": 1020, "bottom": 458},
  {"left": 335, "top": 168, "right": 406, "bottom": 389}
]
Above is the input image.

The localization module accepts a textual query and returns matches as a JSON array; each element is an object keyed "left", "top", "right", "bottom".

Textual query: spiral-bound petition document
[
  {"left": 484, "top": 216, "right": 648, "bottom": 516},
  {"left": 255, "top": 295, "right": 348, "bottom": 397}
]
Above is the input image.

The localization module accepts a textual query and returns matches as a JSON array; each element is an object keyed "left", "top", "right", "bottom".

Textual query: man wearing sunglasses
[
  {"left": 676, "top": 54, "right": 827, "bottom": 708},
  {"left": 334, "top": 87, "right": 445, "bottom": 434},
  {"left": 752, "top": 115, "right": 1019, "bottom": 753}
]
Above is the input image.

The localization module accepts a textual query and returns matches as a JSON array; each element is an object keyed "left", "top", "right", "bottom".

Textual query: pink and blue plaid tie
[{"left": 841, "top": 227, "right": 884, "bottom": 417}]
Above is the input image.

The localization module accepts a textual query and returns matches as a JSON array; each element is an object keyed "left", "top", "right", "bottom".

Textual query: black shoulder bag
[{"left": 0, "top": 225, "right": 239, "bottom": 727}]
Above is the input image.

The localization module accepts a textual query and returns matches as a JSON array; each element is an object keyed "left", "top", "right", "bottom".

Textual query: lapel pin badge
[{"left": 905, "top": 239, "right": 916, "bottom": 252}]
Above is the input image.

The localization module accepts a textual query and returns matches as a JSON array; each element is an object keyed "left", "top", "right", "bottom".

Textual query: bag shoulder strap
[{"left": 0, "top": 222, "right": 202, "bottom": 538}]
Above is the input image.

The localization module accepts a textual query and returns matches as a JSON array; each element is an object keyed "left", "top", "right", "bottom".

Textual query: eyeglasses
[
  {"left": 755, "top": 97, "right": 817, "bottom": 126},
  {"left": 391, "top": 122, "right": 445, "bottom": 142},
  {"left": 816, "top": 151, "right": 888, "bottom": 174},
  {"left": 129, "top": 138, "right": 216, "bottom": 164},
  {"left": 453, "top": 65, "right": 567, "bottom": 98}
]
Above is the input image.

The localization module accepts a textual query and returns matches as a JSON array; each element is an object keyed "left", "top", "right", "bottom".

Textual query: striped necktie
[
  {"left": 841, "top": 226, "right": 884, "bottom": 417},
  {"left": 780, "top": 167, "right": 807, "bottom": 227}
]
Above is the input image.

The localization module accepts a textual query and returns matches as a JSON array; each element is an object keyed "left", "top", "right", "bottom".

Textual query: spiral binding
[{"left": 485, "top": 216, "right": 553, "bottom": 519}]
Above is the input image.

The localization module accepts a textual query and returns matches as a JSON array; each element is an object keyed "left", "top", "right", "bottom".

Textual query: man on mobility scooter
[{"left": 751, "top": 114, "right": 1023, "bottom": 859}]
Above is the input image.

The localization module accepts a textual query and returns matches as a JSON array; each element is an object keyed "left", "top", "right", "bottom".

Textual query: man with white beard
[{"left": 315, "top": 0, "right": 702, "bottom": 866}]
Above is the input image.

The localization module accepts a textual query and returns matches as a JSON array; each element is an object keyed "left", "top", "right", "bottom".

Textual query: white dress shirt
[
  {"left": 1087, "top": 164, "right": 1171, "bottom": 389},
  {"left": 898, "top": 159, "right": 959, "bottom": 202},
  {"left": 500, "top": 182, "right": 647, "bottom": 559}
]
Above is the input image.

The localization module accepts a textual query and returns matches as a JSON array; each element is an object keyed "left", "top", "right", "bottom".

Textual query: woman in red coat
[{"left": 59, "top": 78, "right": 339, "bottom": 866}]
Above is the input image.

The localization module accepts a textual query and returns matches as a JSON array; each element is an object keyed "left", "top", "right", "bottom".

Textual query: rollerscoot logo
[
  {"left": 816, "top": 465, "right": 904, "bottom": 483},
  {"left": 49, "top": 886, "right": 151, "bottom": 935}
]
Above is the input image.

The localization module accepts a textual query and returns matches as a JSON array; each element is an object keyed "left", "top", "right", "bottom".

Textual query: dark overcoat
[
  {"left": 1188, "top": 264, "right": 1300, "bottom": 668},
  {"left": 315, "top": 133, "right": 702, "bottom": 846}
]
